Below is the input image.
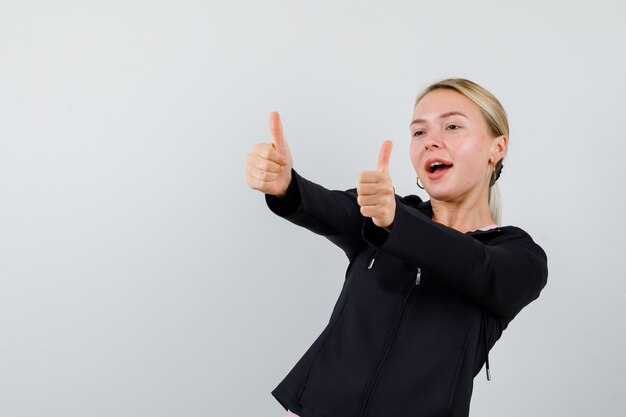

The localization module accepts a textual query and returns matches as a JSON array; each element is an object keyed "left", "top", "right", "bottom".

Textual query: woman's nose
[{"left": 423, "top": 131, "right": 443, "bottom": 149}]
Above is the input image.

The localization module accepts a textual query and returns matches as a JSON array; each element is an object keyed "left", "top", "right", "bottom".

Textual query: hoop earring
[{"left": 416, "top": 176, "right": 424, "bottom": 190}]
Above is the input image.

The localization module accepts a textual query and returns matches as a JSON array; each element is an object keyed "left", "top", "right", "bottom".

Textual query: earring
[
  {"left": 489, "top": 161, "right": 504, "bottom": 186},
  {"left": 416, "top": 176, "right": 424, "bottom": 190}
]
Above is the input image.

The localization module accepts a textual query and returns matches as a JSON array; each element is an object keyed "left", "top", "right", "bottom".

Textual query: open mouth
[
  {"left": 424, "top": 159, "right": 453, "bottom": 180},
  {"left": 428, "top": 161, "right": 453, "bottom": 173}
]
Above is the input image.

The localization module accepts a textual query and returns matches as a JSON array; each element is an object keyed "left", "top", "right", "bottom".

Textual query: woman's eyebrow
[{"left": 410, "top": 111, "right": 469, "bottom": 126}]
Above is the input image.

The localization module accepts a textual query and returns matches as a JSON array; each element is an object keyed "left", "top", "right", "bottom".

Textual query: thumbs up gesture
[
  {"left": 357, "top": 140, "right": 396, "bottom": 230},
  {"left": 246, "top": 112, "right": 294, "bottom": 197}
]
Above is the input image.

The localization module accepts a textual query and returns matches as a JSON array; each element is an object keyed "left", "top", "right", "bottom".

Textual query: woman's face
[{"left": 409, "top": 88, "right": 506, "bottom": 204}]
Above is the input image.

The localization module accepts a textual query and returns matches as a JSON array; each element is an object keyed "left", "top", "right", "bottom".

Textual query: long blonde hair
[{"left": 415, "top": 79, "right": 509, "bottom": 225}]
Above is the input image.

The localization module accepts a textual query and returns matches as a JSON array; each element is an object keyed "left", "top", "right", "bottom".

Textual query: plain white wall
[{"left": 1, "top": 0, "right": 625, "bottom": 416}]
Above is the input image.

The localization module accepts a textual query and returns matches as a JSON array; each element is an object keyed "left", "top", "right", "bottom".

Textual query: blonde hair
[{"left": 415, "top": 78, "right": 509, "bottom": 225}]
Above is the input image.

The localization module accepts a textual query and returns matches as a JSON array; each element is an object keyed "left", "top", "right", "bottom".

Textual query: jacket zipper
[
  {"left": 369, "top": 250, "right": 421, "bottom": 286},
  {"left": 358, "top": 262, "right": 419, "bottom": 417},
  {"left": 367, "top": 249, "right": 379, "bottom": 269},
  {"left": 482, "top": 308, "right": 491, "bottom": 381}
]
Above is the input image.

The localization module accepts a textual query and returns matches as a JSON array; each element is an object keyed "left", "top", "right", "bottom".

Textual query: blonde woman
[{"left": 245, "top": 79, "right": 548, "bottom": 417}]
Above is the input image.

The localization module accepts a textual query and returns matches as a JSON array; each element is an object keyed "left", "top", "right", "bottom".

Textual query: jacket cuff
[
  {"left": 264, "top": 169, "right": 303, "bottom": 217},
  {"left": 363, "top": 196, "right": 435, "bottom": 252},
  {"left": 362, "top": 195, "right": 405, "bottom": 247},
  {"left": 362, "top": 217, "right": 390, "bottom": 246}
]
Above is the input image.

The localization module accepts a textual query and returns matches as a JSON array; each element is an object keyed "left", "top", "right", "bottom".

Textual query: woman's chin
[{"left": 423, "top": 184, "right": 453, "bottom": 200}]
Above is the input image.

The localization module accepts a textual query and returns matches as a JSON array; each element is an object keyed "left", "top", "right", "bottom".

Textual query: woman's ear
[{"left": 490, "top": 135, "right": 507, "bottom": 164}]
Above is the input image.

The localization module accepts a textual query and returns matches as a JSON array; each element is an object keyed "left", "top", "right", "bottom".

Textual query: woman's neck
[{"left": 430, "top": 198, "right": 494, "bottom": 233}]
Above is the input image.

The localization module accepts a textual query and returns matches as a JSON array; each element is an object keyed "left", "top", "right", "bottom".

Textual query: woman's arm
[
  {"left": 363, "top": 199, "right": 548, "bottom": 317},
  {"left": 265, "top": 169, "right": 365, "bottom": 260},
  {"left": 246, "top": 113, "right": 364, "bottom": 259}
]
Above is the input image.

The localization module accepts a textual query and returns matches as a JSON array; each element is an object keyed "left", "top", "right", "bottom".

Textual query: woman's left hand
[{"left": 357, "top": 140, "right": 396, "bottom": 230}]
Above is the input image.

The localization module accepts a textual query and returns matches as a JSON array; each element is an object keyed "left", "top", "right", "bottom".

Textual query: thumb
[
  {"left": 376, "top": 140, "right": 393, "bottom": 173},
  {"left": 269, "top": 111, "right": 289, "bottom": 157}
]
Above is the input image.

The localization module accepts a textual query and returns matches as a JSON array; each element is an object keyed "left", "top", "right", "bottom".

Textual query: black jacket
[{"left": 265, "top": 169, "right": 548, "bottom": 417}]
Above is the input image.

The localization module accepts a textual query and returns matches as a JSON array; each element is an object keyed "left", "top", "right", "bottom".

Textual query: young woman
[{"left": 245, "top": 79, "right": 548, "bottom": 417}]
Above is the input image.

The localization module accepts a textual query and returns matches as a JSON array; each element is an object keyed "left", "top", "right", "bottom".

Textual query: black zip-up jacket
[{"left": 265, "top": 169, "right": 548, "bottom": 417}]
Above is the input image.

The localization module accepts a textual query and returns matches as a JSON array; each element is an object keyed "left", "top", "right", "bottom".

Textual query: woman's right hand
[{"left": 245, "top": 112, "right": 294, "bottom": 198}]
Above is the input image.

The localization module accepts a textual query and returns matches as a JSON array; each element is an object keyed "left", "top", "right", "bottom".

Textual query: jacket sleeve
[
  {"left": 264, "top": 169, "right": 365, "bottom": 259},
  {"left": 363, "top": 197, "right": 548, "bottom": 317}
]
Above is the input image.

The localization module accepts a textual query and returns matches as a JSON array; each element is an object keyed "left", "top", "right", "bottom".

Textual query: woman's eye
[
  {"left": 446, "top": 124, "right": 461, "bottom": 130},
  {"left": 413, "top": 130, "right": 424, "bottom": 137}
]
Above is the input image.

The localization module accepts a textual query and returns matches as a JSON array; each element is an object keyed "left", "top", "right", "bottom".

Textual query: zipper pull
[
  {"left": 368, "top": 258, "right": 375, "bottom": 269},
  {"left": 415, "top": 267, "right": 421, "bottom": 285},
  {"left": 368, "top": 249, "right": 379, "bottom": 270}
]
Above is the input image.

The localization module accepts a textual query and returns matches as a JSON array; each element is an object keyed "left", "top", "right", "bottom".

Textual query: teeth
[{"left": 428, "top": 161, "right": 450, "bottom": 173}]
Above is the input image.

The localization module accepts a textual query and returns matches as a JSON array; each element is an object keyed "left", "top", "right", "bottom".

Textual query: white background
[{"left": 1, "top": 1, "right": 625, "bottom": 416}]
